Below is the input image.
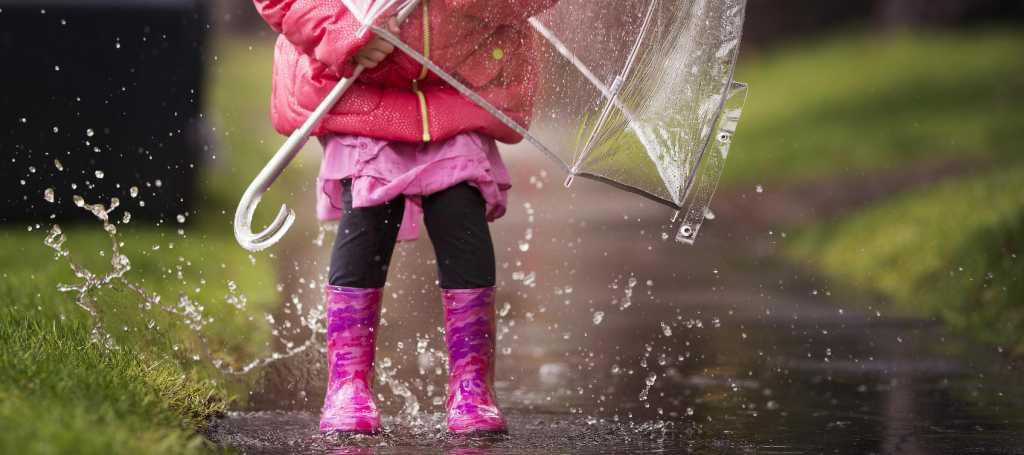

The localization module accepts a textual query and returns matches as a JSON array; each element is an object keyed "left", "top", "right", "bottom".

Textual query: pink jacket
[{"left": 255, "top": 0, "right": 557, "bottom": 144}]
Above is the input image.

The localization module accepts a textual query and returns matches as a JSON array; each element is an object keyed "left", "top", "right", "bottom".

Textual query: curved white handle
[
  {"left": 233, "top": 68, "right": 363, "bottom": 251},
  {"left": 233, "top": 1, "right": 421, "bottom": 251}
]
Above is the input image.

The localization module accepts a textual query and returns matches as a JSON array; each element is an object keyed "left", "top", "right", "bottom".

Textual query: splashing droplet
[
  {"left": 592, "top": 311, "right": 605, "bottom": 325},
  {"left": 44, "top": 224, "right": 66, "bottom": 251},
  {"left": 95, "top": 170, "right": 104, "bottom": 179},
  {"left": 176, "top": 214, "right": 186, "bottom": 223},
  {"left": 661, "top": 322, "right": 672, "bottom": 336},
  {"left": 130, "top": 186, "right": 139, "bottom": 198},
  {"left": 86, "top": 128, "right": 95, "bottom": 137},
  {"left": 755, "top": 184, "right": 763, "bottom": 193},
  {"left": 44, "top": 188, "right": 55, "bottom": 203},
  {"left": 54, "top": 159, "right": 63, "bottom": 171},
  {"left": 639, "top": 372, "right": 657, "bottom": 401}
]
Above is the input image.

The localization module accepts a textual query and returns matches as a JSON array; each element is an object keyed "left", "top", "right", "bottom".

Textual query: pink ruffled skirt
[{"left": 317, "top": 132, "right": 511, "bottom": 242}]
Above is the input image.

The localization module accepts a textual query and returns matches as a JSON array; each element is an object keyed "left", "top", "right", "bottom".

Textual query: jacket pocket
[{"left": 454, "top": 29, "right": 513, "bottom": 88}]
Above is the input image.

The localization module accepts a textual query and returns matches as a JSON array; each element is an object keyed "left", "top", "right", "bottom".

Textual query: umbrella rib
[
  {"left": 528, "top": 17, "right": 652, "bottom": 164},
  {"left": 677, "top": 2, "right": 747, "bottom": 210},
  {"left": 372, "top": 26, "right": 570, "bottom": 174},
  {"left": 528, "top": 18, "right": 612, "bottom": 99},
  {"left": 570, "top": 0, "right": 658, "bottom": 175}
]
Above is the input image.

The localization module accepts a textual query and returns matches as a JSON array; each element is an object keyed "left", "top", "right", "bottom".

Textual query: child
[{"left": 253, "top": 0, "right": 557, "bottom": 435}]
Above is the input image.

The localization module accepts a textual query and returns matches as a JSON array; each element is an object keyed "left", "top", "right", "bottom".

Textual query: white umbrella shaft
[
  {"left": 234, "top": 0, "right": 421, "bottom": 251},
  {"left": 233, "top": 69, "right": 361, "bottom": 251}
]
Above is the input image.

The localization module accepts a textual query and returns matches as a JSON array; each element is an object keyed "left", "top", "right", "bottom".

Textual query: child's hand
[{"left": 352, "top": 18, "right": 401, "bottom": 69}]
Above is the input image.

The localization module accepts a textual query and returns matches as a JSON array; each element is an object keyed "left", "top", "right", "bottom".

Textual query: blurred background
[{"left": 2, "top": 0, "right": 1023, "bottom": 453}]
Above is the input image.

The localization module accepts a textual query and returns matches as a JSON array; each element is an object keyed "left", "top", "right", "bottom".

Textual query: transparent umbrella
[{"left": 235, "top": 0, "right": 748, "bottom": 250}]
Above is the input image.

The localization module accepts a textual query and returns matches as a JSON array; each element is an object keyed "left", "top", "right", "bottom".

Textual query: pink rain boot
[
  {"left": 319, "top": 286, "right": 382, "bottom": 435},
  {"left": 442, "top": 287, "right": 508, "bottom": 435}
]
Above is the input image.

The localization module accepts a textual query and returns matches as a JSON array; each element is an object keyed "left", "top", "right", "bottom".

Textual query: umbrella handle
[
  {"left": 233, "top": 67, "right": 364, "bottom": 251},
  {"left": 233, "top": 0, "right": 423, "bottom": 251}
]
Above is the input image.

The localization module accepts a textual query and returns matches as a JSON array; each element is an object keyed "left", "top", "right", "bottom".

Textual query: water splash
[
  {"left": 43, "top": 195, "right": 325, "bottom": 374},
  {"left": 639, "top": 372, "right": 657, "bottom": 401}
]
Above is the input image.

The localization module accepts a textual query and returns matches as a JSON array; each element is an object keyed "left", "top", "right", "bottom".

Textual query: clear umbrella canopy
[{"left": 349, "top": 0, "right": 747, "bottom": 243}]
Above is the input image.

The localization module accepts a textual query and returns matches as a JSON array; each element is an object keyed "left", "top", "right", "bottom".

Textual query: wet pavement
[{"left": 206, "top": 145, "right": 1024, "bottom": 454}]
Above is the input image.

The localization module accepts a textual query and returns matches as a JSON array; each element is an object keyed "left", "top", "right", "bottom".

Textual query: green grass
[
  {"left": 0, "top": 34, "right": 287, "bottom": 454},
  {"left": 726, "top": 26, "right": 1024, "bottom": 186},
  {"left": 722, "top": 27, "right": 1024, "bottom": 354},
  {"left": 787, "top": 162, "right": 1024, "bottom": 354},
  {"left": 0, "top": 291, "right": 225, "bottom": 454}
]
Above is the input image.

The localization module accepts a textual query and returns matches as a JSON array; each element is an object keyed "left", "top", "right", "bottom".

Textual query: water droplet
[
  {"left": 130, "top": 186, "right": 139, "bottom": 197},
  {"left": 755, "top": 184, "right": 763, "bottom": 193},
  {"left": 43, "top": 188, "right": 54, "bottom": 203},
  {"left": 95, "top": 170, "right": 104, "bottom": 179},
  {"left": 86, "top": 128, "right": 94, "bottom": 137},
  {"left": 44, "top": 224, "right": 66, "bottom": 250},
  {"left": 661, "top": 232, "right": 669, "bottom": 240},
  {"left": 176, "top": 214, "right": 186, "bottom": 223},
  {"left": 592, "top": 311, "right": 605, "bottom": 325},
  {"left": 645, "top": 372, "right": 657, "bottom": 386},
  {"left": 54, "top": 159, "right": 63, "bottom": 171},
  {"left": 122, "top": 211, "right": 131, "bottom": 223},
  {"left": 518, "top": 240, "right": 529, "bottom": 252},
  {"left": 661, "top": 322, "right": 672, "bottom": 336},
  {"left": 499, "top": 302, "right": 511, "bottom": 317}
]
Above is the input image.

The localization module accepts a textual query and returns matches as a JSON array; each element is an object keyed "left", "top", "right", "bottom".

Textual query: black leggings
[{"left": 328, "top": 179, "right": 496, "bottom": 289}]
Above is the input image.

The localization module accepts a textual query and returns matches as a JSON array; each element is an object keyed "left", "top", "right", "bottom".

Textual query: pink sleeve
[
  {"left": 444, "top": 0, "right": 559, "bottom": 24},
  {"left": 254, "top": 0, "right": 373, "bottom": 75}
]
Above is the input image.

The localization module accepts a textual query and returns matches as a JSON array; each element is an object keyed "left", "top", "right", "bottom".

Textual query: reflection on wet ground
[{"left": 207, "top": 147, "right": 1024, "bottom": 454}]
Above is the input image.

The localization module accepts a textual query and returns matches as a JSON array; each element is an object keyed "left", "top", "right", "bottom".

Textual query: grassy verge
[
  {"left": 0, "top": 34, "right": 286, "bottom": 454},
  {"left": 786, "top": 162, "right": 1024, "bottom": 354},
  {"left": 0, "top": 274, "right": 227, "bottom": 454},
  {"left": 727, "top": 26, "right": 1024, "bottom": 186},
  {"left": 722, "top": 26, "right": 1024, "bottom": 354}
]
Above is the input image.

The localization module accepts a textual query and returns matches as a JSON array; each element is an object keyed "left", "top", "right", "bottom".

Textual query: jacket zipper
[{"left": 412, "top": 0, "right": 431, "bottom": 142}]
